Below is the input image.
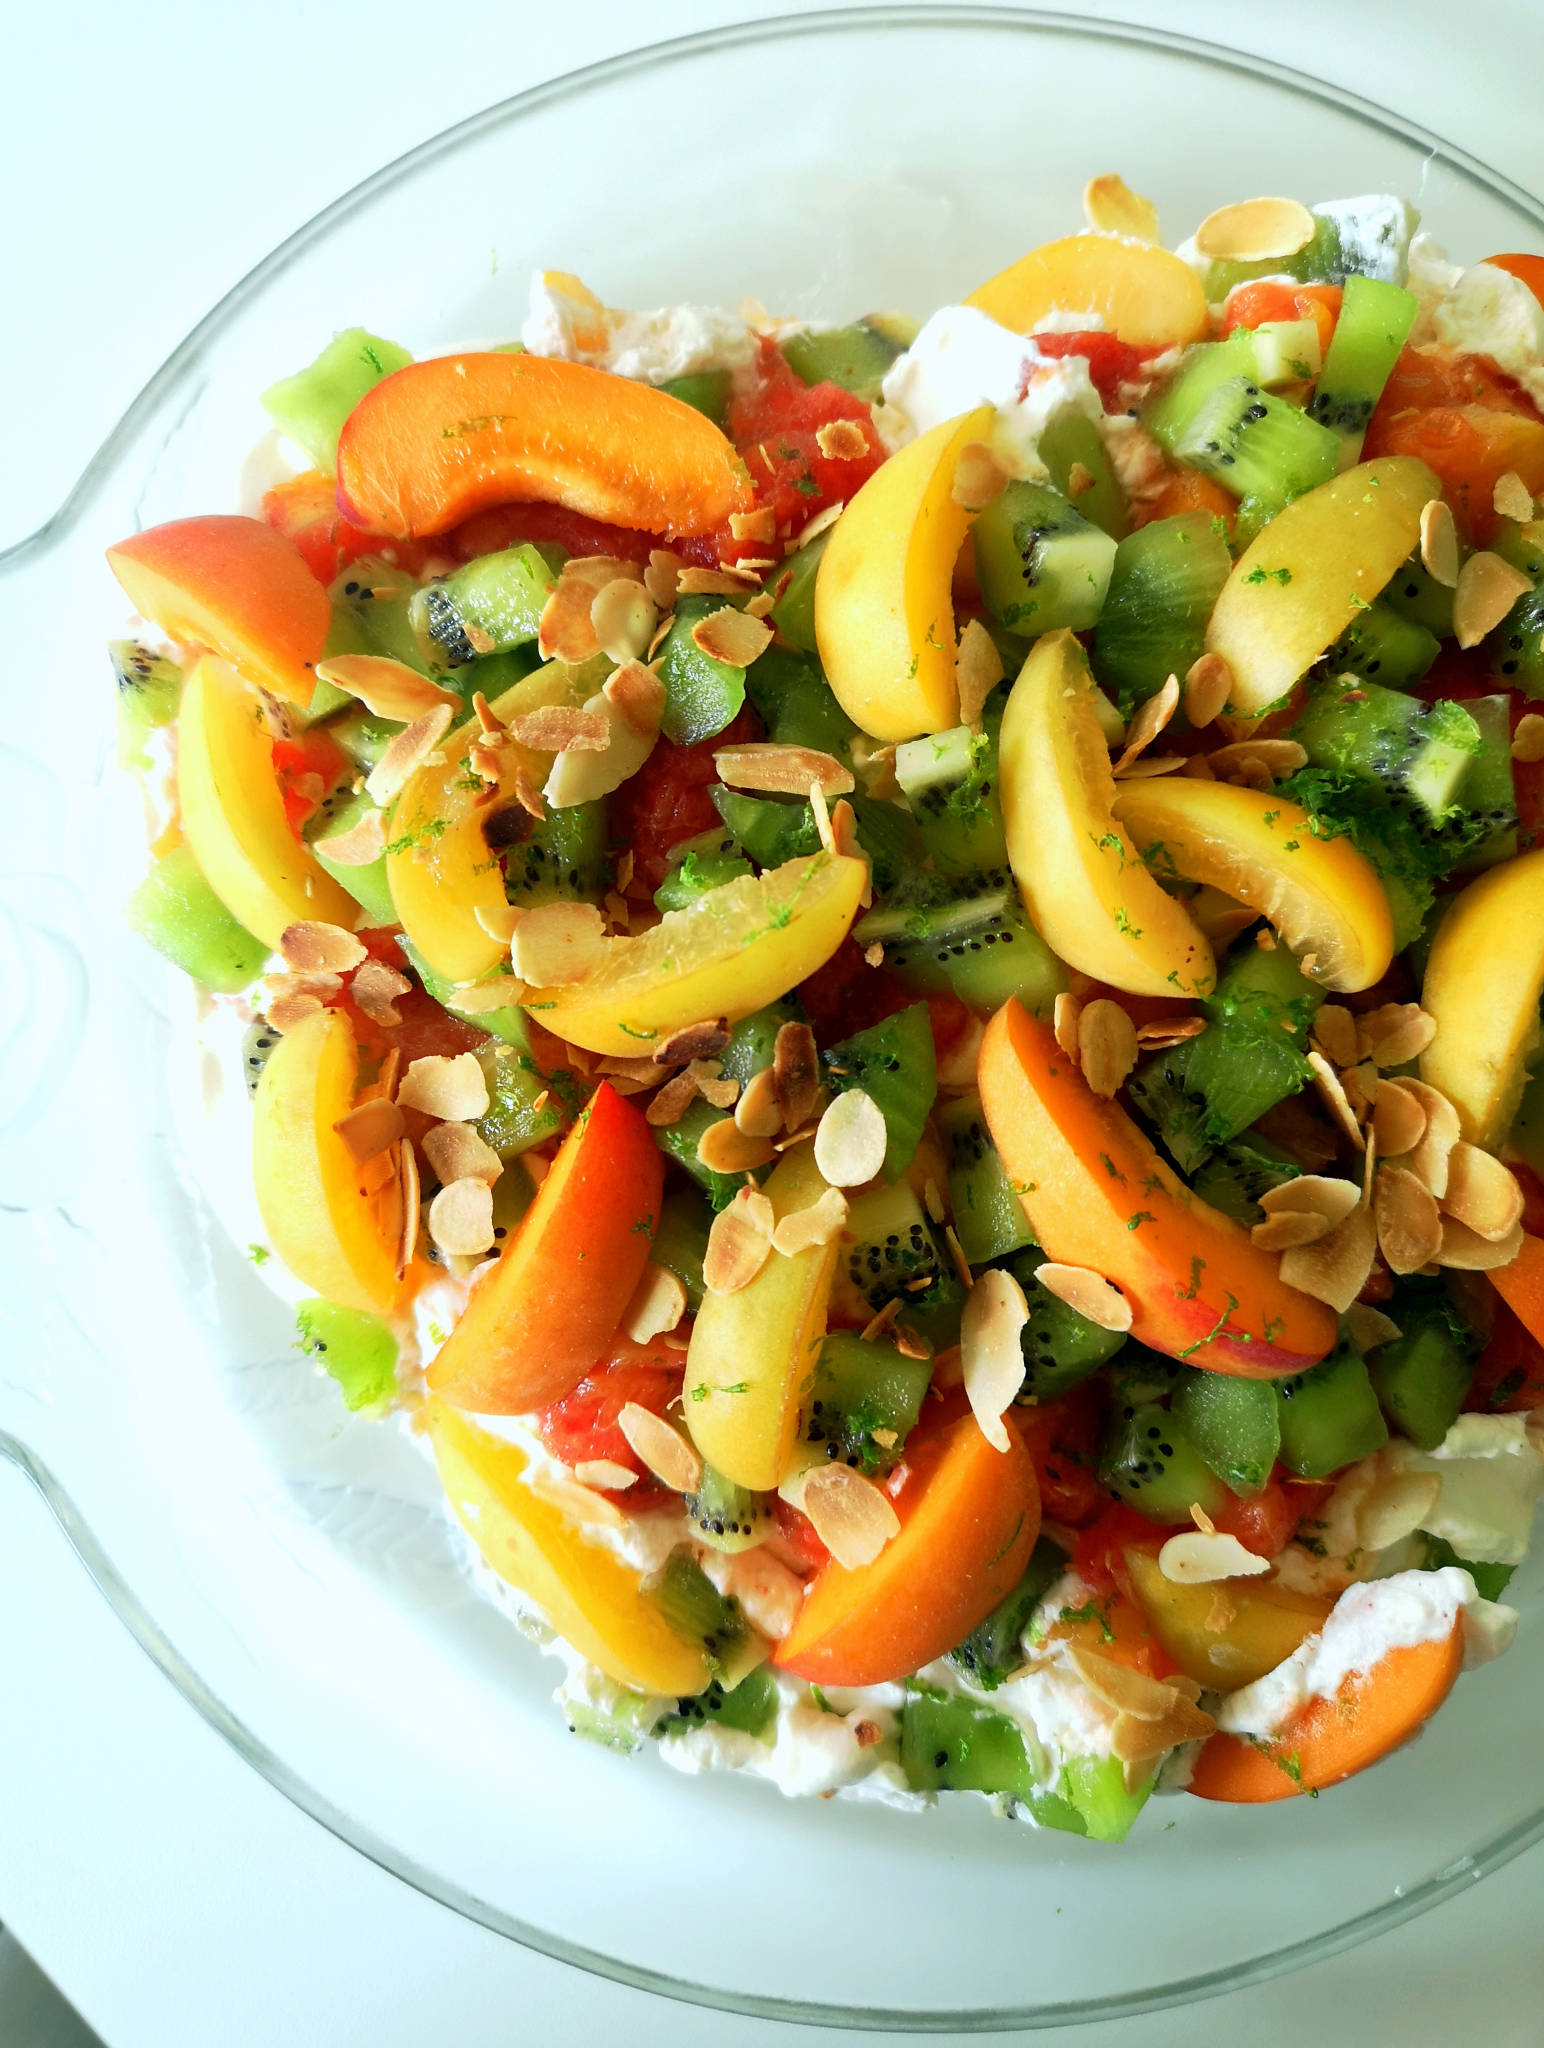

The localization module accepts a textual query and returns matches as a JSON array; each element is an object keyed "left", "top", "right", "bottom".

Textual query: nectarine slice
[
  {"left": 335, "top": 353, "right": 752, "bottom": 540},
  {"left": 977, "top": 998, "right": 1337, "bottom": 1376},
  {"left": 775, "top": 1408, "right": 1040, "bottom": 1686},
  {"left": 1421, "top": 847, "right": 1544, "bottom": 1147},
  {"left": 107, "top": 515, "right": 331, "bottom": 708},
  {"left": 965, "top": 234, "right": 1209, "bottom": 347},
  {"left": 1124, "top": 1548, "right": 1330, "bottom": 1693}
]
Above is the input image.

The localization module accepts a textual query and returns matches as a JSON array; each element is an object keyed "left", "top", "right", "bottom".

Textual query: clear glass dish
[{"left": 3, "top": 7, "right": 1542, "bottom": 2029}]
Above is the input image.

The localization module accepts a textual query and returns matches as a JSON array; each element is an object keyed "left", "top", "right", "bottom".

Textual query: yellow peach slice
[
  {"left": 815, "top": 405, "right": 993, "bottom": 741},
  {"left": 1124, "top": 1549, "right": 1331, "bottom": 1693},
  {"left": 964, "top": 234, "right": 1209, "bottom": 347},
  {"left": 424, "top": 1398, "right": 710, "bottom": 1696},
  {"left": 177, "top": 654, "right": 357, "bottom": 949},
  {"left": 1206, "top": 457, "right": 1439, "bottom": 720},
  {"left": 1111, "top": 777, "right": 1394, "bottom": 993},
  {"left": 1421, "top": 847, "right": 1544, "bottom": 1146},
  {"left": 251, "top": 1007, "right": 401, "bottom": 1316},
  {"left": 683, "top": 1147, "right": 840, "bottom": 1492},
  {"left": 529, "top": 852, "right": 867, "bottom": 1057},
  {"left": 998, "top": 630, "right": 1214, "bottom": 997}
]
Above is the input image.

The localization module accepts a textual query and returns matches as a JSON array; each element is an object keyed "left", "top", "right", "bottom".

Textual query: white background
[{"left": 4, "top": 2, "right": 1543, "bottom": 2042}]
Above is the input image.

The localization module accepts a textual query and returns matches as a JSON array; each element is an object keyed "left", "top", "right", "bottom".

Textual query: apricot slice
[
  {"left": 1111, "top": 777, "right": 1394, "bottom": 993},
  {"left": 1124, "top": 1548, "right": 1331, "bottom": 1693},
  {"left": 1369, "top": 403, "right": 1544, "bottom": 545},
  {"left": 335, "top": 353, "right": 751, "bottom": 540},
  {"left": 814, "top": 405, "right": 994, "bottom": 741},
  {"left": 998, "top": 630, "right": 1214, "bottom": 998},
  {"left": 978, "top": 998, "right": 1337, "bottom": 1376},
  {"left": 425, "top": 1398, "right": 709, "bottom": 1696},
  {"left": 1421, "top": 847, "right": 1544, "bottom": 1147},
  {"left": 1206, "top": 457, "right": 1438, "bottom": 720},
  {"left": 683, "top": 1148, "right": 841, "bottom": 1492},
  {"left": 1188, "top": 1621, "right": 1463, "bottom": 1802},
  {"left": 251, "top": 1006, "right": 401, "bottom": 1316},
  {"left": 177, "top": 655, "right": 357, "bottom": 949},
  {"left": 964, "top": 234, "right": 1209, "bottom": 347},
  {"left": 428, "top": 1082, "right": 662, "bottom": 1413},
  {"left": 107, "top": 515, "right": 331, "bottom": 708},
  {"left": 528, "top": 851, "right": 867, "bottom": 1057},
  {"left": 775, "top": 1407, "right": 1039, "bottom": 1686}
]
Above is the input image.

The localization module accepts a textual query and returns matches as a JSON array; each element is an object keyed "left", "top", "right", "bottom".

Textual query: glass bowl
[{"left": 4, "top": 8, "right": 1542, "bottom": 2029}]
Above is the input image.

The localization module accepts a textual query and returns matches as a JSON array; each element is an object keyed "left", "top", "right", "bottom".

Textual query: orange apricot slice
[{"left": 965, "top": 234, "right": 1209, "bottom": 347}]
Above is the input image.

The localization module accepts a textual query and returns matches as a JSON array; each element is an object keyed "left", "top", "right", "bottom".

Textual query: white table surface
[{"left": 4, "top": 2, "right": 1543, "bottom": 2042}]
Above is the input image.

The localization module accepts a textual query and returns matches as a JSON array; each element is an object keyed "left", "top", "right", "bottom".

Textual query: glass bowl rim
[{"left": 8, "top": 6, "right": 1544, "bottom": 2029}]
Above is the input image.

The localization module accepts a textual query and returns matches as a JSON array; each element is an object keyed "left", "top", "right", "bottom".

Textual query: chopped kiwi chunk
[
  {"left": 766, "top": 534, "right": 827, "bottom": 655},
  {"left": 779, "top": 315, "right": 913, "bottom": 402},
  {"left": 948, "top": 1536, "right": 1068, "bottom": 1691},
  {"left": 653, "top": 1552, "right": 764, "bottom": 1686},
  {"left": 653, "top": 832, "right": 753, "bottom": 912},
  {"left": 651, "top": 1187, "right": 712, "bottom": 1311},
  {"left": 1038, "top": 405, "right": 1130, "bottom": 539},
  {"left": 1317, "top": 603, "right": 1439, "bottom": 690},
  {"left": 743, "top": 645, "right": 857, "bottom": 761},
  {"left": 261, "top": 327, "right": 412, "bottom": 469},
  {"left": 408, "top": 545, "right": 554, "bottom": 665},
  {"left": 973, "top": 480, "right": 1118, "bottom": 636},
  {"left": 1187, "top": 1131, "right": 1302, "bottom": 1225},
  {"left": 1099, "top": 1396, "right": 1230, "bottom": 1524},
  {"left": 893, "top": 723, "right": 1010, "bottom": 878},
  {"left": 684, "top": 1464, "right": 772, "bottom": 1553},
  {"left": 658, "top": 369, "right": 731, "bottom": 427},
  {"left": 1306, "top": 274, "right": 1417, "bottom": 447},
  {"left": 127, "top": 846, "right": 269, "bottom": 994},
  {"left": 820, "top": 1003, "right": 937, "bottom": 1180},
  {"left": 1008, "top": 1246, "right": 1128, "bottom": 1399},
  {"left": 659, "top": 1665, "right": 778, "bottom": 1741},
  {"left": 802, "top": 1331, "right": 932, "bottom": 1475},
  {"left": 310, "top": 790, "right": 395, "bottom": 925},
  {"left": 938, "top": 1091, "right": 1035, "bottom": 1266},
  {"left": 473, "top": 1040, "right": 568, "bottom": 1160},
  {"left": 1274, "top": 1338, "right": 1389, "bottom": 1478},
  {"left": 1367, "top": 1278, "right": 1478, "bottom": 1450},
  {"left": 654, "top": 1097, "right": 751, "bottom": 1210},
  {"left": 295, "top": 1299, "right": 399, "bottom": 1412},
  {"left": 327, "top": 557, "right": 438, "bottom": 676},
  {"left": 655, "top": 593, "right": 750, "bottom": 744},
  {"left": 505, "top": 799, "right": 608, "bottom": 904},
  {"left": 830, "top": 1181, "right": 965, "bottom": 1350},
  {"left": 856, "top": 872, "right": 1067, "bottom": 1018},
  {"left": 1092, "top": 513, "right": 1233, "bottom": 715},
  {"left": 1171, "top": 1368, "right": 1282, "bottom": 1496},
  {"left": 899, "top": 1686, "right": 1037, "bottom": 1799},
  {"left": 1170, "top": 376, "right": 1341, "bottom": 510},
  {"left": 112, "top": 640, "right": 182, "bottom": 770}
]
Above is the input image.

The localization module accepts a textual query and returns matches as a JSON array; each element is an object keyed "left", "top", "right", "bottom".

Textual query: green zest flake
[
  {"left": 1178, "top": 1255, "right": 1206, "bottom": 1302},
  {"left": 1099, "top": 1152, "right": 1127, "bottom": 1183},
  {"left": 631, "top": 1213, "right": 656, "bottom": 1235},
  {"left": 1177, "top": 1289, "right": 1241, "bottom": 1360},
  {"left": 1140, "top": 1173, "right": 1165, "bottom": 1196},
  {"left": 1096, "top": 830, "right": 1126, "bottom": 868},
  {"left": 1247, "top": 1736, "right": 1307, "bottom": 1788},
  {"left": 1010, "top": 1180, "right": 1037, "bottom": 1196},
  {"left": 1263, "top": 1315, "right": 1286, "bottom": 1344},
  {"left": 427, "top": 1321, "right": 448, "bottom": 1347},
  {"left": 619, "top": 1023, "right": 656, "bottom": 1041},
  {"left": 1057, "top": 1599, "right": 1115, "bottom": 1642},
  {"left": 247, "top": 1244, "right": 270, "bottom": 1266},
  {"left": 1127, "top": 1210, "right": 1156, "bottom": 1231},
  {"left": 384, "top": 816, "right": 450, "bottom": 856},
  {"left": 1114, "top": 907, "right": 1142, "bottom": 938},
  {"left": 1263, "top": 809, "right": 1280, "bottom": 826},
  {"left": 809, "top": 1683, "right": 836, "bottom": 1714}
]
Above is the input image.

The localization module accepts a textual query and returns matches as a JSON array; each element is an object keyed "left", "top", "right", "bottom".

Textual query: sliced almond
[
  {"left": 572, "top": 1459, "right": 638, "bottom": 1492},
  {"left": 657, "top": 1018, "right": 731, "bottom": 1065},
  {"left": 1078, "top": 997, "right": 1139, "bottom": 1099},
  {"left": 1357, "top": 1470, "right": 1442, "bottom": 1553},
  {"left": 1034, "top": 1263, "right": 1132, "bottom": 1333},
  {"left": 313, "top": 653, "right": 462, "bottom": 723},
  {"left": 1111, "top": 1695, "right": 1216, "bottom": 1765},
  {"left": 314, "top": 807, "right": 387, "bottom": 867},
  {"left": 616, "top": 1401, "right": 701, "bottom": 1494},
  {"left": 800, "top": 1464, "right": 900, "bottom": 1570},
  {"left": 1435, "top": 1217, "right": 1525, "bottom": 1271},
  {"left": 1134, "top": 1015, "right": 1207, "bottom": 1050},
  {"left": 1053, "top": 991, "right": 1083, "bottom": 1061},
  {"left": 1083, "top": 172, "right": 1159, "bottom": 242},
  {"left": 950, "top": 440, "right": 1009, "bottom": 512},
  {"left": 1157, "top": 1530, "right": 1270, "bottom": 1584},
  {"left": 559, "top": 554, "right": 644, "bottom": 594},
  {"left": 813, "top": 1089, "right": 888, "bottom": 1187},
  {"left": 473, "top": 901, "right": 523, "bottom": 947},
  {"left": 510, "top": 901, "right": 608, "bottom": 987},
  {"left": 1374, "top": 1163, "right": 1444, "bottom": 1275},
  {"left": 697, "top": 1117, "right": 775, "bottom": 1176},
  {"left": 1453, "top": 551, "right": 1532, "bottom": 650},
  {"left": 645, "top": 1070, "right": 699, "bottom": 1128},
  {"left": 1419, "top": 498, "right": 1460, "bottom": 588},
  {"left": 679, "top": 566, "right": 764, "bottom": 596},
  {"left": 1183, "top": 651, "right": 1232, "bottom": 730},
  {"left": 771, "top": 1185, "right": 849, "bottom": 1257},
  {"left": 537, "top": 579, "right": 601, "bottom": 664},
  {"left": 1511, "top": 713, "right": 1544, "bottom": 764},
  {"left": 1305, "top": 1049, "right": 1365, "bottom": 1149},
  {"left": 703, "top": 1185, "right": 776, "bottom": 1294},
  {"left": 729, "top": 507, "right": 777, "bottom": 545},
  {"left": 773, "top": 1021, "right": 820, "bottom": 1131},
  {"left": 280, "top": 920, "right": 367, "bottom": 974},
  {"left": 692, "top": 606, "right": 774, "bottom": 669},
  {"left": 510, "top": 704, "right": 611, "bottom": 754},
  {"left": 1193, "top": 196, "right": 1316, "bottom": 264},
  {"left": 960, "top": 1266, "right": 1029, "bottom": 1452},
  {"left": 428, "top": 1174, "right": 494, "bottom": 1258},
  {"left": 603, "top": 659, "right": 667, "bottom": 738},
  {"left": 790, "top": 500, "right": 845, "bottom": 551},
  {"left": 735, "top": 1065, "right": 784, "bottom": 1140},
  {"left": 1279, "top": 1202, "right": 1377, "bottom": 1313},
  {"left": 1115, "top": 753, "right": 1185, "bottom": 780},
  {"left": 420, "top": 1121, "right": 503, "bottom": 1188},
  {"left": 448, "top": 973, "right": 527, "bottom": 1015},
  {"left": 688, "top": 1058, "right": 739, "bottom": 1110},
  {"left": 1441, "top": 1142, "right": 1525, "bottom": 1241},
  {"left": 527, "top": 1469, "right": 625, "bottom": 1530},
  {"left": 713, "top": 744, "right": 855, "bottom": 797},
  {"left": 1250, "top": 1209, "right": 1331, "bottom": 1252},
  {"left": 1067, "top": 461, "right": 1096, "bottom": 498},
  {"left": 364, "top": 704, "right": 454, "bottom": 807},
  {"left": 587, "top": 579, "right": 657, "bottom": 665},
  {"left": 955, "top": 618, "right": 1004, "bottom": 728},
  {"left": 827, "top": 799, "right": 870, "bottom": 906},
  {"left": 1113, "top": 674, "right": 1180, "bottom": 777},
  {"left": 1344, "top": 1301, "right": 1401, "bottom": 1353},
  {"left": 1205, "top": 738, "right": 1308, "bottom": 785},
  {"left": 1358, "top": 1001, "right": 1437, "bottom": 1070},
  {"left": 1493, "top": 470, "right": 1536, "bottom": 523},
  {"left": 333, "top": 1097, "right": 405, "bottom": 1165},
  {"left": 397, "top": 1051, "right": 489, "bottom": 1122},
  {"left": 393, "top": 1136, "right": 420, "bottom": 1279},
  {"left": 815, "top": 418, "right": 869, "bottom": 461},
  {"left": 643, "top": 549, "right": 685, "bottom": 608},
  {"left": 1372, "top": 1077, "right": 1428, "bottom": 1158},
  {"left": 1402, "top": 1080, "right": 1461, "bottom": 1199},
  {"left": 1311, "top": 1003, "right": 1360, "bottom": 1070},
  {"left": 1066, "top": 1648, "right": 1178, "bottom": 1720}
]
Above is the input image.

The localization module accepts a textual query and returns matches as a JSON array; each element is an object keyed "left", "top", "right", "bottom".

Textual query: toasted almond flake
[
  {"left": 1116, "top": 753, "right": 1185, "bottom": 780},
  {"left": 1441, "top": 1142, "right": 1525, "bottom": 1241},
  {"left": 1083, "top": 171, "right": 1160, "bottom": 242},
  {"left": 1279, "top": 1202, "right": 1377, "bottom": 1312},
  {"left": 713, "top": 743, "right": 855, "bottom": 797},
  {"left": 1205, "top": 738, "right": 1308, "bottom": 785},
  {"left": 265, "top": 991, "right": 323, "bottom": 1032},
  {"left": 449, "top": 974, "right": 528, "bottom": 1014},
  {"left": 572, "top": 1459, "right": 638, "bottom": 1492},
  {"left": 950, "top": 440, "right": 1009, "bottom": 512},
  {"left": 589, "top": 578, "right": 658, "bottom": 666},
  {"left": 936, "top": 1011, "right": 984, "bottom": 1091},
  {"left": 1067, "top": 1648, "right": 1178, "bottom": 1720},
  {"left": 729, "top": 507, "right": 778, "bottom": 544},
  {"left": 645, "top": 1070, "right": 700, "bottom": 1128},
  {"left": 1053, "top": 991, "right": 1083, "bottom": 1061},
  {"left": 936, "top": 1224, "right": 970, "bottom": 1293},
  {"left": 809, "top": 777, "right": 833, "bottom": 853},
  {"left": 528, "top": 1469, "right": 625, "bottom": 1529},
  {"left": 1134, "top": 1015, "right": 1207, "bottom": 1050},
  {"left": 427, "top": 1175, "right": 495, "bottom": 1258},
  {"left": 616, "top": 1401, "right": 701, "bottom": 1494},
  {"left": 851, "top": 735, "right": 900, "bottom": 801},
  {"left": 314, "top": 806, "right": 388, "bottom": 866},
  {"left": 697, "top": 1117, "right": 775, "bottom": 1176},
  {"left": 1066, "top": 461, "right": 1096, "bottom": 498},
  {"left": 1251, "top": 1209, "right": 1331, "bottom": 1251},
  {"left": 1035, "top": 1262, "right": 1132, "bottom": 1332},
  {"left": 1078, "top": 997, "right": 1139, "bottom": 1099},
  {"left": 279, "top": 920, "right": 367, "bottom": 974},
  {"left": 1194, "top": 195, "right": 1315, "bottom": 263},
  {"left": 537, "top": 580, "right": 602, "bottom": 664},
  {"left": 744, "top": 589, "right": 776, "bottom": 619},
  {"left": 1372, "top": 1078, "right": 1428, "bottom": 1159},
  {"left": 826, "top": 798, "right": 870, "bottom": 906},
  {"left": 390, "top": 1136, "right": 421, "bottom": 1278},
  {"left": 800, "top": 1463, "right": 901, "bottom": 1570},
  {"left": 703, "top": 1184, "right": 776, "bottom": 1295},
  {"left": 955, "top": 618, "right": 1004, "bottom": 728},
  {"left": 1454, "top": 550, "right": 1532, "bottom": 649},
  {"left": 771, "top": 1185, "right": 849, "bottom": 1257},
  {"left": 1158, "top": 1530, "right": 1271, "bottom": 1584},
  {"left": 1435, "top": 1217, "right": 1525, "bottom": 1270},
  {"left": 364, "top": 704, "right": 454, "bottom": 807},
  {"left": 1180, "top": 751, "right": 1217, "bottom": 782},
  {"left": 1511, "top": 713, "right": 1544, "bottom": 763},
  {"left": 559, "top": 553, "right": 642, "bottom": 594},
  {"left": 773, "top": 1021, "right": 821, "bottom": 1131},
  {"left": 790, "top": 500, "right": 845, "bottom": 551},
  {"left": 313, "top": 653, "right": 462, "bottom": 723},
  {"left": 1494, "top": 470, "right": 1536, "bottom": 522},
  {"left": 510, "top": 704, "right": 611, "bottom": 755},
  {"left": 397, "top": 1051, "right": 490, "bottom": 1122},
  {"left": 735, "top": 1065, "right": 783, "bottom": 1139},
  {"left": 861, "top": 1298, "right": 901, "bottom": 1344},
  {"left": 1419, "top": 498, "right": 1460, "bottom": 587},
  {"left": 1311, "top": 1003, "right": 1360, "bottom": 1069},
  {"left": 643, "top": 549, "right": 685, "bottom": 608},
  {"left": 675, "top": 566, "right": 756, "bottom": 597},
  {"left": 691, "top": 605, "right": 774, "bottom": 669},
  {"left": 264, "top": 969, "right": 342, "bottom": 1004},
  {"left": 1189, "top": 1502, "right": 1217, "bottom": 1535},
  {"left": 1183, "top": 651, "right": 1232, "bottom": 729},
  {"left": 657, "top": 1018, "right": 730, "bottom": 1065},
  {"left": 1361, "top": 1002, "right": 1438, "bottom": 1071},
  {"left": 1306, "top": 1049, "right": 1365, "bottom": 1149},
  {"left": 510, "top": 900, "right": 608, "bottom": 987},
  {"left": 1112, "top": 1695, "right": 1216, "bottom": 1765},
  {"left": 1357, "top": 1469, "right": 1443, "bottom": 1553},
  {"left": 814, "top": 1089, "right": 887, "bottom": 1187},
  {"left": 1400, "top": 1080, "right": 1460, "bottom": 1199},
  {"left": 1344, "top": 1301, "right": 1401, "bottom": 1353},
  {"left": 421, "top": 1121, "right": 503, "bottom": 1188},
  {"left": 689, "top": 1058, "right": 739, "bottom": 1110},
  {"left": 603, "top": 659, "right": 667, "bottom": 739},
  {"left": 960, "top": 1267, "right": 1029, "bottom": 1452},
  {"left": 473, "top": 901, "right": 523, "bottom": 946},
  {"left": 1374, "top": 1164, "right": 1444, "bottom": 1275},
  {"left": 1113, "top": 674, "right": 1180, "bottom": 776},
  {"left": 816, "top": 418, "right": 869, "bottom": 461},
  {"left": 333, "top": 1097, "right": 405, "bottom": 1165},
  {"left": 863, "top": 940, "right": 885, "bottom": 969},
  {"left": 922, "top": 1177, "right": 946, "bottom": 1226}
]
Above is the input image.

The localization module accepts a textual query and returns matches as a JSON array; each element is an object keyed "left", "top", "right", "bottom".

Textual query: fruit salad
[{"left": 107, "top": 181, "right": 1544, "bottom": 1839}]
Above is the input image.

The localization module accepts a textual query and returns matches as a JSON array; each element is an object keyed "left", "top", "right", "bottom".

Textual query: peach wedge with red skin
[
  {"left": 977, "top": 998, "right": 1337, "bottom": 1377},
  {"left": 964, "top": 233, "right": 1209, "bottom": 347},
  {"left": 335, "top": 352, "right": 752, "bottom": 540},
  {"left": 107, "top": 514, "right": 331, "bottom": 708}
]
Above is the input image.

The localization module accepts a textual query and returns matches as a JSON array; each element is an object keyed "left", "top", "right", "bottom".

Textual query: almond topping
[
  {"left": 773, "top": 1021, "right": 821, "bottom": 1131},
  {"left": 474, "top": 901, "right": 523, "bottom": 945},
  {"left": 1305, "top": 1049, "right": 1365, "bottom": 1149},
  {"left": 1250, "top": 1209, "right": 1331, "bottom": 1252},
  {"left": 645, "top": 1071, "right": 699, "bottom": 1128},
  {"left": 729, "top": 507, "right": 778, "bottom": 544},
  {"left": 1358, "top": 1000, "right": 1437, "bottom": 1070},
  {"left": 333, "top": 1097, "right": 405, "bottom": 1165},
  {"left": 448, "top": 974, "right": 527, "bottom": 1014},
  {"left": 816, "top": 418, "right": 869, "bottom": 461},
  {"left": 1434, "top": 1217, "right": 1525, "bottom": 1271},
  {"left": 313, "top": 653, "right": 461, "bottom": 723},
  {"left": 572, "top": 1459, "right": 638, "bottom": 1492},
  {"left": 1344, "top": 1301, "right": 1402, "bottom": 1353},
  {"left": 1441, "top": 1142, "right": 1524, "bottom": 1241},
  {"left": 1157, "top": 1531, "right": 1270, "bottom": 1583},
  {"left": 813, "top": 1089, "right": 888, "bottom": 1187},
  {"left": 734, "top": 1065, "right": 784, "bottom": 1139},
  {"left": 1311, "top": 1002, "right": 1360, "bottom": 1070},
  {"left": 1419, "top": 498, "right": 1460, "bottom": 587},
  {"left": 537, "top": 579, "right": 601, "bottom": 664},
  {"left": 1052, "top": 991, "right": 1083, "bottom": 1061},
  {"left": 713, "top": 743, "right": 855, "bottom": 797},
  {"left": 696, "top": 1118, "right": 775, "bottom": 1176},
  {"left": 510, "top": 704, "right": 611, "bottom": 754},
  {"left": 692, "top": 606, "right": 774, "bottom": 669},
  {"left": 1083, "top": 172, "right": 1160, "bottom": 242},
  {"left": 603, "top": 659, "right": 667, "bottom": 738},
  {"left": 790, "top": 500, "right": 845, "bottom": 551},
  {"left": 1374, "top": 1164, "right": 1444, "bottom": 1275},
  {"left": 1183, "top": 651, "right": 1232, "bottom": 729},
  {"left": 427, "top": 1176, "right": 495, "bottom": 1258},
  {"left": 955, "top": 618, "right": 1004, "bottom": 728},
  {"left": 703, "top": 1184, "right": 776, "bottom": 1294},
  {"left": 771, "top": 1186, "right": 849, "bottom": 1257},
  {"left": 590, "top": 579, "right": 658, "bottom": 665},
  {"left": 617, "top": 1401, "right": 701, "bottom": 1493},
  {"left": 510, "top": 900, "right": 608, "bottom": 987},
  {"left": 1372, "top": 1078, "right": 1428, "bottom": 1159},
  {"left": 1453, "top": 550, "right": 1532, "bottom": 650},
  {"left": 1357, "top": 1470, "right": 1442, "bottom": 1553},
  {"left": 1511, "top": 713, "right": 1544, "bottom": 764},
  {"left": 1034, "top": 1263, "right": 1132, "bottom": 1332},
  {"left": 676, "top": 567, "right": 757, "bottom": 597},
  {"left": 688, "top": 1058, "right": 739, "bottom": 1110},
  {"left": 1193, "top": 195, "right": 1316, "bottom": 263},
  {"left": 279, "top": 920, "right": 366, "bottom": 974},
  {"left": 314, "top": 807, "right": 387, "bottom": 866},
  {"left": 393, "top": 1136, "right": 421, "bottom": 1278},
  {"left": 657, "top": 1018, "right": 730, "bottom": 1065},
  {"left": 1078, "top": 997, "right": 1139, "bottom": 1099},
  {"left": 950, "top": 441, "right": 1010, "bottom": 512},
  {"left": 421, "top": 1121, "right": 503, "bottom": 1188},
  {"left": 1067, "top": 1649, "right": 1179, "bottom": 1720},
  {"left": 1205, "top": 738, "right": 1307, "bottom": 785},
  {"left": 1401, "top": 1080, "right": 1461, "bottom": 1199},
  {"left": 1113, "top": 674, "right": 1180, "bottom": 777},
  {"left": 643, "top": 549, "right": 685, "bottom": 608},
  {"left": 1279, "top": 1202, "right": 1377, "bottom": 1313},
  {"left": 1111, "top": 1696, "right": 1216, "bottom": 1766},
  {"left": 397, "top": 1051, "right": 490, "bottom": 1122},
  {"left": 1494, "top": 471, "right": 1536, "bottom": 522},
  {"left": 1134, "top": 1015, "right": 1207, "bottom": 1050},
  {"left": 364, "top": 704, "right": 454, "bottom": 807},
  {"left": 799, "top": 1464, "right": 900, "bottom": 1570},
  {"left": 960, "top": 1266, "right": 1029, "bottom": 1452}
]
